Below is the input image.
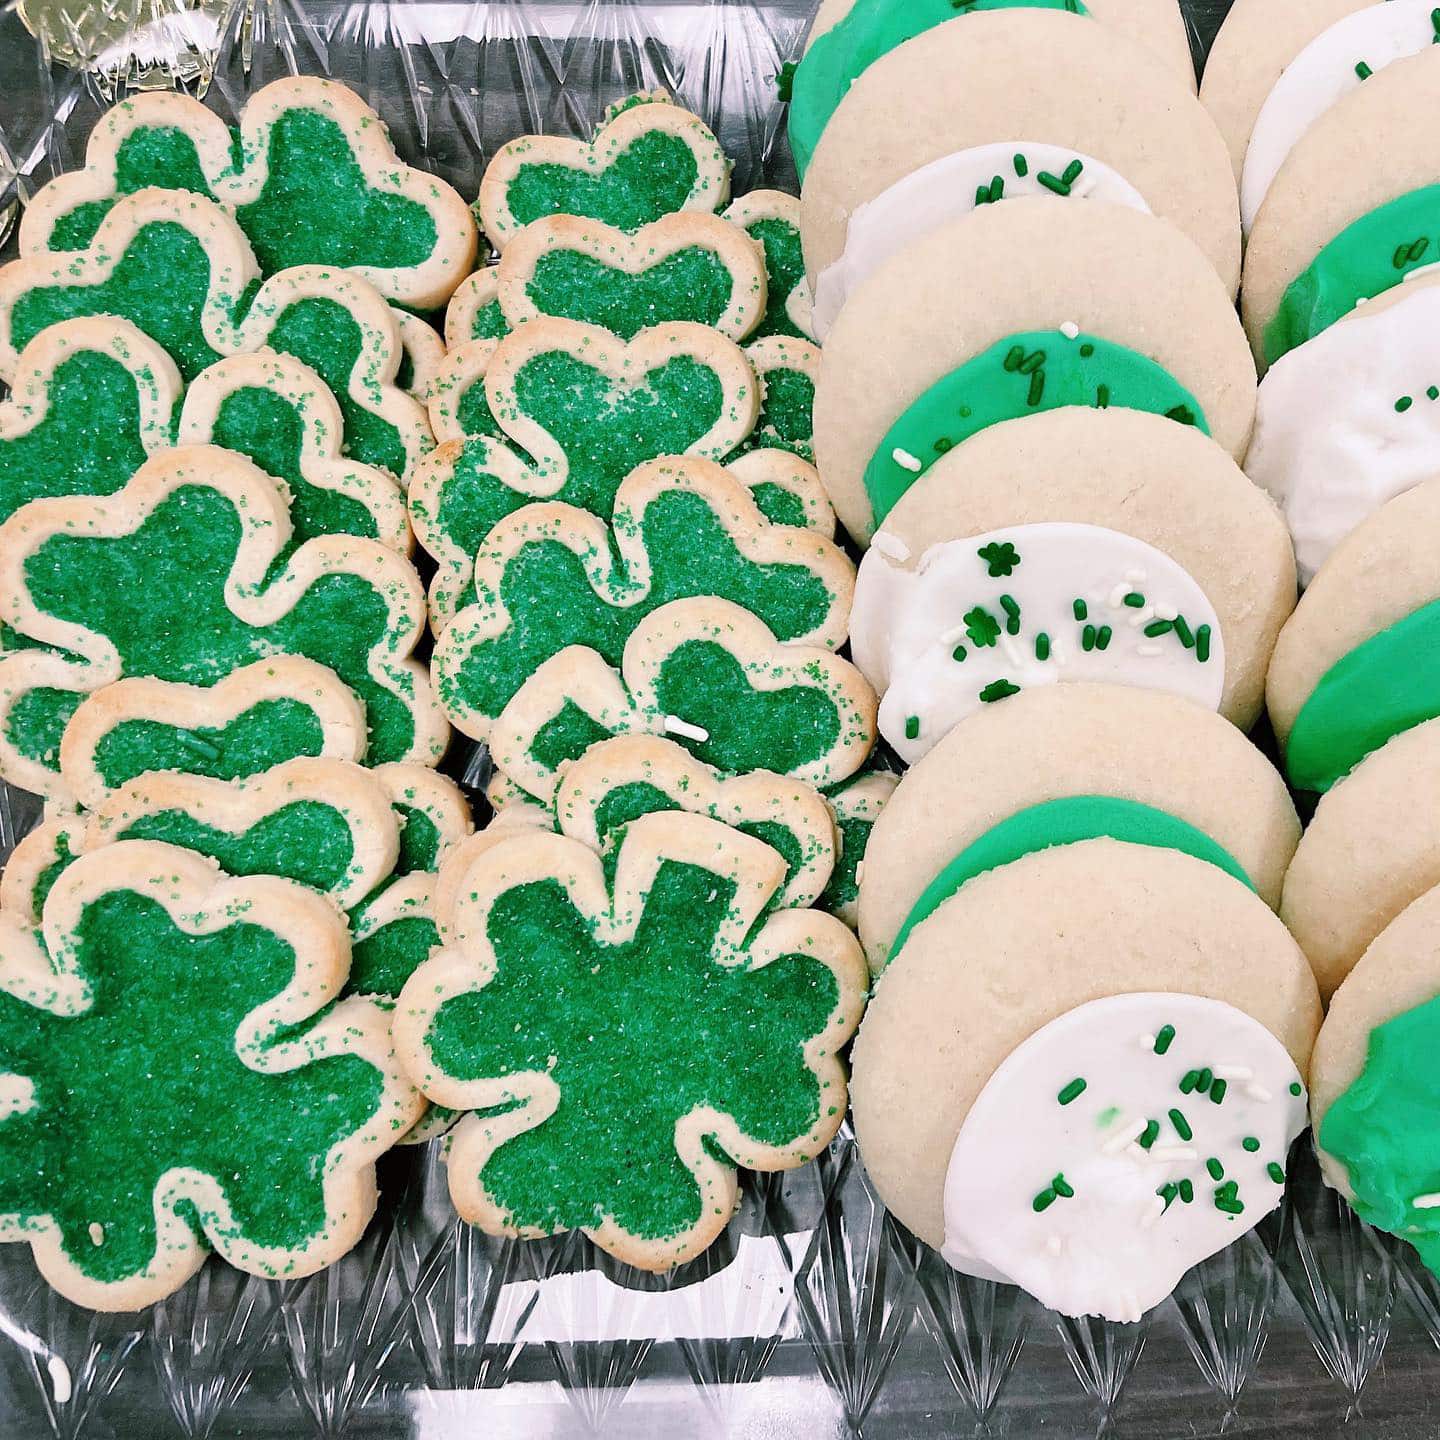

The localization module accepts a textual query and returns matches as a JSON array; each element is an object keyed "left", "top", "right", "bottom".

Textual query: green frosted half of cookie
[
  {"left": 862, "top": 330, "right": 1206, "bottom": 526},
  {"left": 887, "top": 795, "right": 1254, "bottom": 962}
]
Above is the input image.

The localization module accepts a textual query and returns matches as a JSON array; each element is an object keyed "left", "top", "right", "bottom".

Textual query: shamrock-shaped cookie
[
  {"left": 485, "top": 596, "right": 878, "bottom": 806},
  {"left": 0, "top": 317, "right": 180, "bottom": 527},
  {"left": 393, "top": 811, "right": 866, "bottom": 1268},
  {"left": 722, "top": 191, "right": 815, "bottom": 341},
  {"left": 0, "top": 190, "right": 432, "bottom": 483},
  {"left": 745, "top": 336, "right": 821, "bottom": 464},
  {"left": 443, "top": 267, "right": 506, "bottom": 349},
  {"left": 19, "top": 78, "right": 477, "bottom": 310},
  {"left": 0, "top": 446, "right": 447, "bottom": 802},
  {"left": 495, "top": 213, "right": 767, "bottom": 340},
  {"left": 477, "top": 93, "right": 730, "bottom": 253},
  {"left": 430, "top": 456, "right": 855, "bottom": 735},
  {"left": 0, "top": 840, "right": 422, "bottom": 1309},
  {"left": 58, "top": 656, "right": 368, "bottom": 812}
]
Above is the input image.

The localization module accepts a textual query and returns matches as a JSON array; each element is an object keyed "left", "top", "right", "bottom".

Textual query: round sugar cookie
[
  {"left": 850, "top": 408, "right": 1294, "bottom": 760},
  {"left": 1246, "top": 271, "right": 1440, "bottom": 587},
  {"left": 792, "top": 0, "right": 1195, "bottom": 184},
  {"left": 812, "top": 198, "right": 1257, "bottom": 545},
  {"left": 1311, "top": 886, "right": 1440, "bottom": 1266},
  {"left": 1243, "top": 45, "right": 1440, "bottom": 371},
  {"left": 799, "top": 7, "right": 1237, "bottom": 329},
  {"left": 1267, "top": 479, "right": 1440, "bottom": 794},
  {"left": 856, "top": 682, "right": 1300, "bottom": 972},
  {"left": 851, "top": 839, "right": 1321, "bottom": 1264},
  {"left": 1282, "top": 720, "right": 1440, "bottom": 1002}
]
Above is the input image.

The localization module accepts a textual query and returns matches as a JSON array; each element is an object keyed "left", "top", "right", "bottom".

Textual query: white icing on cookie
[
  {"left": 942, "top": 993, "right": 1306, "bottom": 1324},
  {"left": 1247, "top": 281, "right": 1440, "bottom": 586},
  {"left": 811, "top": 143, "right": 1151, "bottom": 340},
  {"left": 850, "top": 523, "right": 1224, "bottom": 763},
  {"left": 1242, "top": 2, "right": 1440, "bottom": 233}
]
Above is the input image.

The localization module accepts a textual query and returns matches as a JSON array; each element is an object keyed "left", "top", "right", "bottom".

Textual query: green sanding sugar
[
  {"left": 212, "top": 385, "right": 378, "bottom": 543},
  {"left": 744, "top": 217, "right": 807, "bottom": 341},
  {"left": 93, "top": 700, "right": 327, "bottom": 791},
  {"left": 505, "top": 130, "right": 703, "bottom": 232},
  {"left": 0, "top": 352, "right": 163, "bottom": 525},
  {"left": 392, "top": 803, "right": 442, "bottom": 875},
  {"left": 747, "top": 367, "right": 815, "bottom": 461},
  {"left": 348, "top": 913, "right": 441, "bottom": 1003},
  {"left": 31, "top": 832, "right": 77, "bottom": 917},
  {"left": 819, "top": 810, "right": 872, "bottom": 916},
  {"left": 21, "top": 484, "right": 415, "bottom": 763},
  {"left": 526, "top": 247, "right": 735, "bottom": 338},
  {"left": 0, "top": 889, "right": 382, "bottom": 1282},
  {"left": 441, "top": 487, "right": 832, "bottom": 721},
  {"left": 4, "top": 687, "right": 81, "bottom": 771},
  {"left": 455, "top": 377, "right": 500, "bottom": 439},
  {"left": 528, "top": 700, "right": 613, "bottom": 774},
  {"left": 745, "top": 483, "right": 809, "bottom": 529},
  {"left": 469, "top": 298, "right": 511, "bottom": 342},
  {"left": 422, "top": 859, "right": 837, "bottom": 1239},
  {"left": 236, "top": 108, "right": 437, "bottom": 275}
]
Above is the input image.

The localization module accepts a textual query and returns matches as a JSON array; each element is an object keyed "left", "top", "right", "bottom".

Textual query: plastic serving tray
[{"left": 1, "top": 1, "right": 1436, "bottom": 1436}]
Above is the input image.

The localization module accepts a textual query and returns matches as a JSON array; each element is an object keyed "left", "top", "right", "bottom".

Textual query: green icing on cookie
[
  {"left": 16, "top": 485, "right": 417, "bottom": 769},
  {"left": 236, "top": 109, "right": 438, "bottom": 276},
  {"left": 0, "top": 351, "right": 168, "bottom": 524},
  {"left": 1284, "top": 596, "right": 1440, "bottom": 794},
  {"left": 211, "top": 383, "right": 378, "bottom": 543},
  {"left": 0, "top": 888, "right": 382, "bottom": 1284},
  {"left": 91, "top": 700, "right": 328, "bottom": 792},
  {"left": 10, "top": 223, "right": 245, "bottom": 382},
  {"left": 349, "top": 913, "right": 440, "bottom": 1003},
  {"left": 745, "top": 216, "right": 807, "bottom": 341},
  {"left": 748, "top": 366, "right": 815, "bottom": 461},
  {"left": 421, "top": 857, "right": 839, "bottom": 1240},
  {"left": 787, "top": 0, "right": 1087, "bottom": 178},
  {"left": 439, "top": 489, "right": 834, "bottom": 723},
  {"left": 506, "top": 131, "right": 705, "bottom": 233},
  {"left": 1264, "top": 186, "right": 1440, "bottom": 366},
  {"left": 112, "top": 802, "right": 358, "bottom": 895},
  {"left": 525, "top": 248, "right": 735, "bottom": 338},
  {"left": 1320, "top": 990, "right": 1440, "bottom": 1278},
  {"left": 888, "top": 795, "right": 1253, "bottom": 961},
  {"left": 48, "top": 125, "right": 230, "bottom": 251},
  {"left": 864, "top": 330, "right": 1207, "bottom": 525}
]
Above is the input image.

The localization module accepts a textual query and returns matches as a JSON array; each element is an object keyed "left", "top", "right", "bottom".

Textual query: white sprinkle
[
  {"left": 1108, "top": 583, "right": 1131, "bottom": 609},
  {"left": 1046, "top": 1233, "right": 1064, "bottom": 1256},
  {"left": 870, "top": 530, "right": 910, "bottom": 562},
  {"left": 1138, "top": 1033, "right": 1155, "bottom": 1049},
  {"left": 1128, "top": 608, "right": 1155, "bottom": 629},
  {"left": 1153, "top": 602, "right": 1179, "bottom": 622},
  {"left": 1214, "top": 1065, "right": 1254, "bottom": 1081},
  {"left": 891, "top": 448, "right": 922, "bottom": 473},
  {"left": 664, "top": 715, "right": 709, "bottom": 743},
  {"left": 1125, "top": 568, "right": 1148, "bottom": 585},
  {"left": 1136, "top": 643, "right": 1164, "bottom": 658},
  {"left": 48, "top": 1358, "right": 71, "bottom": 1405},
  {"left": 1148, "top": 1145, "right": 1198, "bottom": 1164},
  {"left": 1413, "top": 1193, "right": 1440, "bottom": 1209},
  {"left": 1103, "top": 1118, "right": 1148, "bottom": 1154},
  {"left": 88, "top": 1223, "right": 104, "bottom": 1246},
  {"left": 1140, "top": 1196, "right": 1167, "bottom": 1230},
  {"left": 1245, "top": 1082, "right": 1273, "bottom": 1102},
  {"left": 1060, "top": 321, "right": 1081, "bottom": 340}
]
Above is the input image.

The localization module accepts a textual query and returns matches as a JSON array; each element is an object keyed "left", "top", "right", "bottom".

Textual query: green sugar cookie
[
  {"left": 0, "top": 839, "right": 423, "bottom": 1310},
  {"left": 722, "top": 190, "right": 815, "bottom": 341},
  {"left": 391, "top": 811, "right": 866, "bottom": 1270},
  {"left": 744, "top": 335, "right": 820, "bottom": 464},
  {"left": 20, "top": 77, "right": 478, "bottom": 309}
]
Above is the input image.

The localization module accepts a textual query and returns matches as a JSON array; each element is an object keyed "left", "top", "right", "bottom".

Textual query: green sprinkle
[
  {"left": 1017, "top": 349, "right": 1046, "bottom": 375},
  {"left": 1037, "top": 171, "right": 1071, "bottom": 197},
  {"left": 1206, "top": 1158, "right": 1224, "bottom": 1181},
  {"left": 1166, "top": 403, "right": 1198, "bottom": 427},
  {"left": 1242, "top": 1136, "right": 1260, "bottom": 1153},
  {"left": 1072, "top": 598, "right": 1088, "bottom": 621},
  {"left": 1052, "top": 1172, "right": 1075, "bottom": 1199},
  {"left": 1179, "top": 1069, "right": 1200, "bottom": 1094},
  {"left": 1154, "top": 1025, "right": 1175, "bottom": 1055},
  {"left": 952, "top": 644, "right": 968, "bottom": 663},
  {"left": 1196, "top": 1067, "right": 1213, "bottom": 1092},
  {"left": 1215, "top": 1198, "right": 1245, "bottom": 1215},
  {"left": 1429, "top": 386, "right": 1439, "bottom": 401},
  {"left": 904, "top": 716, "right": 920, "bottom": 741},
  {"left": 1094, "top": 625, "right": 1112, "bottom": 651},
  {"left": 1000, "top": 594, "right": 1022, "bottom": 634},
  {"left": 1178, "top": 1178, "right": 1194, "bottom": 1203},
  {"left": 1267, "top": 1162, "right": 1286, "bottom": 1184},
  {"left": 1397, "top": 395, "right": 1415, "bottom": 413},
  {"left": 775, "top": 61, "right": 796, "bottom": 101},
  {"left": 978, "top": 679, "right": 1021, "bottom": 703},
  {"left": 1079, "top": 342, "right": 1095, "bottom": 358},
  {"left": 1013, "top": 152, "right": 1029, "bottom": 177},
  {"left": 1173, "top": 615, "right": 1195, "bottom": 648},
  {"left": 1034, "top": 632, "right": 1051, "bottom": 662},
  {"left": 1210, "top": 1078, "right": 1228, "bottom": 1105},
  {"left": 975, "top": 184, "right": 991, "bottom": 207},
  {"left": 1144, "top": 619, "right": 1173, "bottom": 638},
  {"left": 1289, "top": 1082, "right": 1302, "bottom": 1097},
  {"left": 965, "top": 606, "right": 1001, "bottom": 648},
  {"left": 1157, "top": 1181, "right": 1179, "bottom": 1211},
  {"left": 1061, "top": 158, "right": 1084, "bottom": 185},
  {"left": 1168, "top": 1108, "right": 1192, "bottom": 1141},
  {"left": 1004, "top": 345, "right": 1026, "bottom": 372},
  {"left": 978, "top": 540, "right": 1020, "bottom": 577},
  {"left": 1139, "top": 1120, "right": 1160, "bottom": 1150},
  {"left": 1026, "top": 369, "right": 1045, "bottom": 408},
  {"left": 1081, "top": 624, "right": 1097, "bottom": 652},
  {"left": 1355, "top": 60, "right": 1373, "bottom": 80},
  {"left": 1033, "top": 1188, "right": 1057, "bottom": 1212},
  {"left": 1123, "top": 592, "right": 1146, "bottom": 608},
  {"left": 1195, "top": 625, "right": 1212, "bottom": 663},
  {"left": 1095, "top": 383, "right": 1111, "bottom": 408},
  {"left": 1058, "top": 1077, "right": 1087, "bottom": 1106}
]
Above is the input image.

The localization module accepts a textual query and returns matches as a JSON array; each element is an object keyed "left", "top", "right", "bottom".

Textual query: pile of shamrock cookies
[{"left": 6, "top": 0, "right": 1440, "bottom": 1332}]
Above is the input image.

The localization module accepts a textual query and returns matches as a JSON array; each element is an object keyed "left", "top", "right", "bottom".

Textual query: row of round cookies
[
  {"left": 0, "top": 79, "right": 891, "bottom": 1309},
  {"left": 787, "top": 0, "right": 1440, "bottom": 1322}
]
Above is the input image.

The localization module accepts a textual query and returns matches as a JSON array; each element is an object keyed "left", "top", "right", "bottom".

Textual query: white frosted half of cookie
[
  {"left": 853, "top": 523, "right": 1224, "bottom": 764},
  {"left": 811, "top": 142, "right": 1151, "bottom": 340},
  {"left": 1241, "top": 2, "right": 1440, "bottom": 233},
  {"left": 1247, "top": 275, "right": 1440, "bottom": 586},
  {"left": 941, "top": 993, "right": 1306, "bottom": 1323}
]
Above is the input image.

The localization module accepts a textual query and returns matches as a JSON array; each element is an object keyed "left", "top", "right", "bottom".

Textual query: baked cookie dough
[
  {"left": 850, "top": 408, "right": 1293, "bottom": 759},
  {"left": 1267, "top": 479, "right": 1440, "bottom": 793},
  {"left": 1311, "top": 883, "right": 1440, "bottom": 1279},
  {"left": 850, "top": 838, "right": 1320, "bottom": 1317},
  {"left": 812, "top": 198, "right": 1257, "bottom": 544},
  {"left": 856, "top": 681, "right": 1300, "bottom": 971},
  {"left": 800, "top": 7, "right": 1237, "bottom": 335},
  {"left": 1242, "top": 45, "right": 1440, "bottom": 368}
]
